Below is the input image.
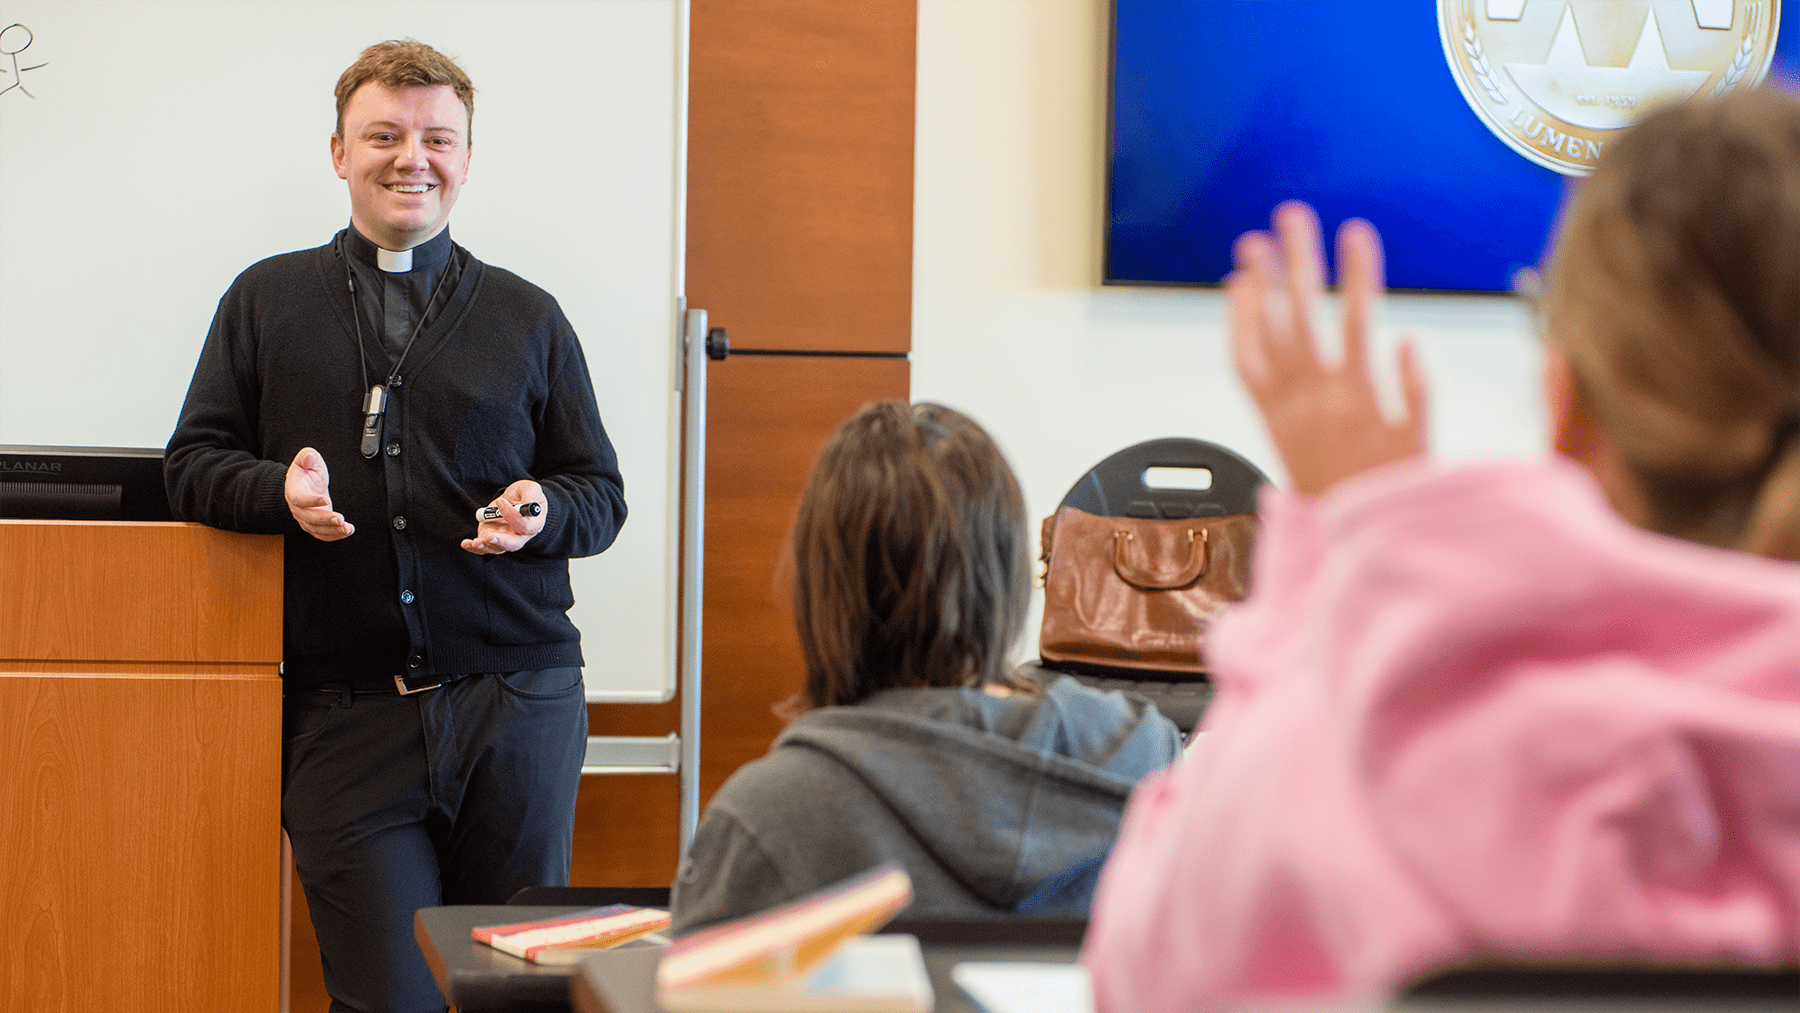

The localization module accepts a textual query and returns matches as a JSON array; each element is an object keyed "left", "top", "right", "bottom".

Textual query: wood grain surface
[
  {"left": 561, "top": 0, "right": 916, "bottom": 897},
  {"left": 0, "top": 673, "right": 282, "bottom": 1011},
  {"left": 698, "top": 355, "right": 911, "bottom": 798},
  {"left": 1, "top": 521, "right": 284, "bottom": 1009},
  {"left": 0, "top": 520, "right": 282, "bottom": 671},
  {"left": 686, "top": 0, "right": 917, "bottom": 353}
]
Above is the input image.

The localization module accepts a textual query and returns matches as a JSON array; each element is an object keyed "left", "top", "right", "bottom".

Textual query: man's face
[{"left": 331, "top": 82, "right": 471, "bottom": 251}]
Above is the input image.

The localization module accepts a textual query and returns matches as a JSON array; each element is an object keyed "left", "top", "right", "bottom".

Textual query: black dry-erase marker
[{"left": 478, "top": 502, "right": 542, "bottom": 521}]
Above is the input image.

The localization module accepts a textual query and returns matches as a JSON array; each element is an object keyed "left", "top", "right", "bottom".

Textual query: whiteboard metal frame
[
  {"left": 578, "top": 304, "right": 703, "bottom": 861},
  {"left": 578, "top": 1, "right": 703, "bottom": 857}
]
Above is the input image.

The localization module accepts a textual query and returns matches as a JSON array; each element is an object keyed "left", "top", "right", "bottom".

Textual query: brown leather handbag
[{"left": 1037, "top": 506, "right": 1256, "bottom": 675}]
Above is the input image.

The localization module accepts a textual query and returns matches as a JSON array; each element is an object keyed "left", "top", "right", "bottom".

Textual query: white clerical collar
[{"left": 376, "top": 246, "right": 413, "bottom": 273}]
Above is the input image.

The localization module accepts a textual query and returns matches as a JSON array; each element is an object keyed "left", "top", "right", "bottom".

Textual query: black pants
[{"left": 282, "top": 668, "right": 587, "bottom": 1013}]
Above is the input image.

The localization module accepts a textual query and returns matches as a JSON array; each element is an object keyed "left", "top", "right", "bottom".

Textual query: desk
[
  {"left": 569, "top": 935, "right": 1081, "bottom": 1013},
  {"left": 418, "top": 906, "right": 1800, "bottom": 1013},
  {"left": 415, "top": 905, "right": 663, "bottom": 1013},
  {"left": 563, "top": 943, "right": 1800, "bottom": 1013},
  {"left": 415, "top": 907, "right": 1082, "bottom": 1013}
]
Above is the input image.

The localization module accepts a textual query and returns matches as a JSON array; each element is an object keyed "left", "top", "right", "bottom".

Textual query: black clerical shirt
[{"left": 342, "top": 226, "right": 465, "bottom": 367}]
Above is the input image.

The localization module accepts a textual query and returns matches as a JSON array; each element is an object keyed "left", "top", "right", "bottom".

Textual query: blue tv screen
[{"left": 1105, "top": 1, "right": 1800, "bottom": 292}]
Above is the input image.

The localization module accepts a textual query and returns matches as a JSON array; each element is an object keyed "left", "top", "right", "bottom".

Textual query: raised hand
[
  {"left": 285, "top": 447, "right": 355, "bottom": 540},
  {"left": 1227, "top": 201, "right": 1429, "bottom": 497}
]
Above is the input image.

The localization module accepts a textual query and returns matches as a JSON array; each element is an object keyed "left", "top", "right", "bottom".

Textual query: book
[
  {"left": 655, "top": 934, "right": 932, "bottom": 1013},
  {"left": 951, "top": 962, "right": 1094, "bottom": 1013},
  {"left": 472, "top": 904, "right": 672, "bottom": 965},
  {"left": 655, "top": 865, "right": 929, "bottom": 1012}
]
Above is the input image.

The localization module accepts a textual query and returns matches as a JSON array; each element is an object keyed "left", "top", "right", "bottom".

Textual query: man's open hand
[{"left": 285, "top": 447, "right": 354, "bottom": 541}]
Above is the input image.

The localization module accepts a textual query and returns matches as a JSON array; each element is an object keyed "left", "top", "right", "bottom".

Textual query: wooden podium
[{"left": 0, "top": 520, "right": 284, "bottom": 1011}]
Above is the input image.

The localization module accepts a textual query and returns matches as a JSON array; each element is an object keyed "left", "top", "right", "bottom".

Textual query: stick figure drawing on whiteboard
[{"left": 1, "top": 24, "right": 48, "bottom": 99}]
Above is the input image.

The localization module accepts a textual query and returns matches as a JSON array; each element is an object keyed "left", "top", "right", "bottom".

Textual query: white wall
[{"left": 911, "top": 0, "right": 1550, "bottom": 655}]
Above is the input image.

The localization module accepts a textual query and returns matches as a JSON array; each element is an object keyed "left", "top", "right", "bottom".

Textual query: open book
[
  {"left": 472, "top": 903, "right": 671, "bottom": 965},
  {"left": 656, "top": 865, "right": 930, "bottom": 1012}
]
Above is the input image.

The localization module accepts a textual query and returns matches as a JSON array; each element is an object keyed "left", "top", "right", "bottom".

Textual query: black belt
[{"left": 311, "top": 672, "right": 483, "bottom": 697}]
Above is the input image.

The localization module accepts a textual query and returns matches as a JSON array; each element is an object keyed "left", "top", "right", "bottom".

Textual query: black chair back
[
  {"left": 1057, "top": 437, "right": 1267, "bottom": 520},
  {"left": 1027, "top": 437, "right": 1271, "bottom": 732},
  {"left": 1401, "top": 959, "right": 1800, "bottom": 1008}
]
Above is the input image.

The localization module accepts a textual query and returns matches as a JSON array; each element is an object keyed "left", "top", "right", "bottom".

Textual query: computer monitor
[{"left": 0, "top": 445, "right": 174, "bottom": 521}]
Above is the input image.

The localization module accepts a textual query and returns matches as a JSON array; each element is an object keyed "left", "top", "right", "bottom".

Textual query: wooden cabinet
[{"left": 0, "top": 520, "right": 283, "bottom": 1012}]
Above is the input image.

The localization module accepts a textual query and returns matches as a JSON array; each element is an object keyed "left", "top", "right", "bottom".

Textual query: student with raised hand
[
  {"left": 670, "top": 401, "right": 1182, "bottom": 935},
  {"left": 1084, "top": 90, "right": 1800, "bottom": 1012}
]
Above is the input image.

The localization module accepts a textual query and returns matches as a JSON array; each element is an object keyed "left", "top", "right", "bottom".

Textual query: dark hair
[
  {"left": 1544, "top": 88, "right": 1800, "bottom": 559},
  {"left": 334, "top": 39, "right": 476, "bottom": 140},
  {"left": 789, "top": 401, "right": 1033, "bottom": 710}
]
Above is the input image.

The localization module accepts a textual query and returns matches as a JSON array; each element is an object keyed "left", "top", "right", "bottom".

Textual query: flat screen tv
[
  {"left": 1106, "top": 0, "right": 1799, "bottom": 292},
  {"left": 0, "top": 446, "right": 173, "bottom": 521}
]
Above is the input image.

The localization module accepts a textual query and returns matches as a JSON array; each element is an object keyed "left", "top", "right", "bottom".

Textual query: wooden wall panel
[
  {"left": 686, "top": 0, "right": 917, "bottom": 353},
  {"left": 698, "top": 356, "right": 911, "bottom": 798},
  {"left": 565, "top": 0, "right": 917, "bottom": 898},
  {"left": 567, "top": 355, "right": 910, "bottom": 892}
]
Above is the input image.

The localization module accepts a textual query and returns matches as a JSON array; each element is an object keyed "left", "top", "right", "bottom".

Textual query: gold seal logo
[{"left": 1439, "top": 1, "right": 1781, "bottom": 175}]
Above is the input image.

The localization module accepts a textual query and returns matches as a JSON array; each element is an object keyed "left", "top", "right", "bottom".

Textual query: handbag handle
[{"left": 1111, "top": 527, "right": 1208, "bottom": 590}]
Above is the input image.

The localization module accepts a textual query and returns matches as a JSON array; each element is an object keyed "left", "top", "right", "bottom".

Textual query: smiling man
[{"left": 164, "top": 40, "right": 625, "bottom": 1013}]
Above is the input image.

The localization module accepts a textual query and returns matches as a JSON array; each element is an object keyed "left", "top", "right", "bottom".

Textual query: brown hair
[
  {"left": 1543, "top": 88, "right": 1800, "bottom": 560},
  {"left": 788, "top": 401, "right": 1033, "bottom": 711},
  {"left": 334, "top": 39, "right": 476, "bottom": 140}
]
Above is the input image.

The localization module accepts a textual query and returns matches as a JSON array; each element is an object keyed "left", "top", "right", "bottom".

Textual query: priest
[{"left": 165, "top": 39, "right": 625, "bottom": 1012}]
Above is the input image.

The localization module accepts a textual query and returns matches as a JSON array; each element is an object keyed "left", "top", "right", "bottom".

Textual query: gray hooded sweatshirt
[{"left": 669, "top": 675, "right": 1182, "bottom": 935}]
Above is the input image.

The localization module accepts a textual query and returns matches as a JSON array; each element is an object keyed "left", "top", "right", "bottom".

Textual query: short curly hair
[{"left": 334, "top": 39, "right": 476, "bottom": 141}]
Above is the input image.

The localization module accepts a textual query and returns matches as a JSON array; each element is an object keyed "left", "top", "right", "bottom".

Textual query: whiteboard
[{"left": 0, "top": 0, "right": 684, "bottom": 702}]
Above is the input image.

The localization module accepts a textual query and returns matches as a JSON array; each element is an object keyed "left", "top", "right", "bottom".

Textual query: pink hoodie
[{"left": 1085, "top": 457, "right": 1800, "bottom": 1012}]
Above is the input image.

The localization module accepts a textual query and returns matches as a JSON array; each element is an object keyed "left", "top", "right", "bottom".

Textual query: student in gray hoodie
[{"left": 670, "top": 401, "right": 1183, "bottom": 934}]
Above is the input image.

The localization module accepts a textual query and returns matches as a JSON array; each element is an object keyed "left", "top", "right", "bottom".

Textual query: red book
[
  {"left": 473, "top": 904, "right": 671, "bottom": 965},
  {"left": 656, "top": 866, "right": 926, "bottom": 1011}
]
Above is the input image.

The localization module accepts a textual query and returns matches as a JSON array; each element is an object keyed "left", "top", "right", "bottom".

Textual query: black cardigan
[{"left": 166, "top": 231, "right": 626, "bottom": 685}]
